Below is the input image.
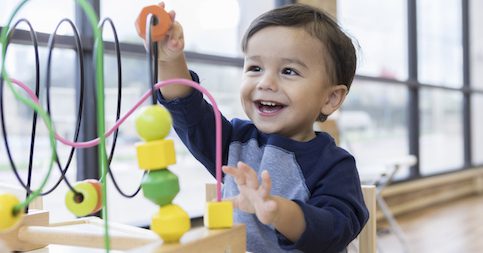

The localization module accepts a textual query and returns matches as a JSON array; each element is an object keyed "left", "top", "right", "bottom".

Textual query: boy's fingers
[
  {"left": 237, "top": 162, "right": 258, "bottom": 188},
  {"left": 260, "top": 170, "right": 272, "bottom": 198},
  {"left": 223, "top": 166, "right": 246, "bottom": 186},
  {"left": 222, "top": 165, "right": 237, "bottom": 176},
  {"left": 168, "top": 10, "right": 176, "bottom": 20},
  {"left": 166, "top": 23, "right": 183, "bottom": 48}
]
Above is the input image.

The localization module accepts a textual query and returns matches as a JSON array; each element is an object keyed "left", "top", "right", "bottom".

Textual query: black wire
[
  {"left": 0, "top": 19, "right": 40, "bottom": 213},
  {"left": 42, "top": 18, "right": 85, "bottom": 196},
  {"left": 0, "top": 16, "right": 158, "bottom": 201},
  {"left": 153, "top": 43, "right": 159, "bottom": 103},
  {"left": 1, "top": 18, "right": 88, "bottom": 199},
  {"left": 100, "top": 18, "right": 141, "bottom": 198},
  {"left": 22, "top": 20, "right": 40, "bottom": 214},
  {"left": 146, "top": 13, "right": 158, "bottom": 105}
]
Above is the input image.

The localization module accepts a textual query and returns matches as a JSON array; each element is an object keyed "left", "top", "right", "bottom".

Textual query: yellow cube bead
[
  {"left": 204, "top": 200, "right": 233, "bottom": 229},
  {"left": 151, "top": 204, "right": 190, "bottom": 243},
  {"left": 136, "top": 139, "right": 176, "bottom": 170}
]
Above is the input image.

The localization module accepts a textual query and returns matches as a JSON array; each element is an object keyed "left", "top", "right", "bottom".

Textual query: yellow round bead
[
  {"left": 0, "top": 193, "right": 23, "bottom": 232},
  {"left": 135, "top": 105, "right": 172, "bottom": 141}
]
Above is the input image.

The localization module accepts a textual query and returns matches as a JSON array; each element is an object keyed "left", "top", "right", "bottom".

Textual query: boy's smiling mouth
[{"left": 255, "top": 100, "right": 286, "bottom": 115}]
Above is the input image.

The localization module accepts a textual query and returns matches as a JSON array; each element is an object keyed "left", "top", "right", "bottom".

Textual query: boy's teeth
[{"left": 260, "top": 101, "right": 276, "bottom": 106}]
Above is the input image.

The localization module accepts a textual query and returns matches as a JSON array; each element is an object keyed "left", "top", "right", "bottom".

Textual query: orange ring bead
[{"left": 135, "top": 5, "right": 172, "bottom": 42}]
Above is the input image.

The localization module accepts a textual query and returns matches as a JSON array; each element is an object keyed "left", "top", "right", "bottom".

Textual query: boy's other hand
[{"left": 222, "top": 162, "right": 279, "bottom": 225}]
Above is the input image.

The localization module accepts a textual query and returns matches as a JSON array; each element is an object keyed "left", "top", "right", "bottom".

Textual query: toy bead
[
  {"left": 65, "top": 181, "right": 99, "bottom": 217},
  {"left": 151, "top": 204, "right": 190, "bottom": 242},
  {"left": 136, "top": 139, "right": 176, "bottom": 170},
  {"left": 0, "top": 193, "right": 23, "bottom": 232},
  {"left": 84, "top": 179, "right": 102, "bottom": 213},
  {"left": 135, "top": 4, "right": 172, "bottom": 42},
  {"left": 141, "top": 169, "right": 180, "bottom": 206},
  {"left": 204, "top": 200, "right": 233, "bottom": 229},
  {"left": 135, "top": 105, "right": 173, "bottom": 142}
]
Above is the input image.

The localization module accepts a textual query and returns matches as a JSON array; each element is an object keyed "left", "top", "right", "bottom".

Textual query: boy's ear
[{"left": 321, "top": 84, "right": 348, "bottom": 116}]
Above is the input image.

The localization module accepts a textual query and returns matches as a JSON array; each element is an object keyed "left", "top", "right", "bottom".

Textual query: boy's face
[{"left": 241, "top": 26, "right": 338, "bottom": 142}]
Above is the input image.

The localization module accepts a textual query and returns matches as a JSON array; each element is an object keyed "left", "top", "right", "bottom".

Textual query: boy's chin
[{"left": 253, "top": 122, "right": 277, "bottom": 133}]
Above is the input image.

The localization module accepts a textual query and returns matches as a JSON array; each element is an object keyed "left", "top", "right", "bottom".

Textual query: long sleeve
[
  {"left": 157, "top": 72, "right": 233, "bottom": 177},
  {"left": 277, "top": 146, "right": 369, "bottom": 253}
]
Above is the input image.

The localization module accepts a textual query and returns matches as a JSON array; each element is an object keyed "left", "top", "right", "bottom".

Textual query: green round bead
[
  {"left": 135, "top": 105, "right": 173, "bottom": 141},
  {"left": 141, "top": 169, "right": 180, "bottom": 206}
]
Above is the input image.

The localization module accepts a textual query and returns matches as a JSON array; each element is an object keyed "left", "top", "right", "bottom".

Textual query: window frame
[{"left": 1, "top": 0, "right": 482, "bottom": 199}]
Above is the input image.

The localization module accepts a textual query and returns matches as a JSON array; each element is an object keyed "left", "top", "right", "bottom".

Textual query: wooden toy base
[
  {"left": 19, "top": 216, "right": 160, "bottom": 251},
  {"left": 0, "top": 209, "right": 49, "bottom": 252},
  {"left": 0, "top": 209, "right": 246, "bottom": 253},
  {"left": 129, "top": 224, "right": 246, "bottom": 253}
]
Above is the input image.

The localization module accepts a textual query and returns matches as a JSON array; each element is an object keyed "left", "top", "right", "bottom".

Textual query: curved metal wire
[
  {"left": 100, "top": 17, "right": 142, "bottom": 198},
  {"left": 0, "top": 19, "right": 40, "bottom": 203}
]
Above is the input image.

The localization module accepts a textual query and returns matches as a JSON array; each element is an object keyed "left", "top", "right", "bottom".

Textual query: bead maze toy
[{"left": 0, "top": 1, "right": 244, "bottom": 252}]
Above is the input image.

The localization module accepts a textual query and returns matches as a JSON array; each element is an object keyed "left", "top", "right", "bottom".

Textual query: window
[
  {"left": 418, "top": 0, "right": 463, "bottom": 87},
  {"left": 1, "top": 0, "right": 481, "bottom": 225},
  {"left": 0, "top": 0, "right": 75, "bottom": 34},
  {"left": 420, "top": 89, "right": 464, "bottom": 174},
  {"left": 472, "top": 94, "right": 483, "bottom": 164},
  {"left": 340, "top": 80, "right": 409, "bottom": 179},
  {"left": 338, "top": 0, "right": 407, "bottom": 80},
  {"left": 101, "top": 0, "right": 274, "bottom": 57},
  {"left": 470, "top": 0, "right": 483, "bottom": 90}
]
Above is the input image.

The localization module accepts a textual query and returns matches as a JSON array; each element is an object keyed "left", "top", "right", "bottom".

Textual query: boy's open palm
[{"left": 222, "top": 162, "right": 279, "bottom": 225}]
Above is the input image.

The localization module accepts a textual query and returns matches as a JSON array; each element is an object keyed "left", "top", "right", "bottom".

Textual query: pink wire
[{"left": 11, "top": 78, "right": 223, "bottom": 201}]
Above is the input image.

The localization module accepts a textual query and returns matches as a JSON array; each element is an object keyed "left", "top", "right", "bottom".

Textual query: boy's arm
[
  {"left": 271, "top": 196, "right": 306, "bottom": 242},
  {"left": 151, "top": 3, "right": 192, "bottom": 100},
  {"left": 223, "top": 160, "right": 369, "bottom": 253},
  {"left": 157, "top": 51, "right": 192, "bottom": 100}
]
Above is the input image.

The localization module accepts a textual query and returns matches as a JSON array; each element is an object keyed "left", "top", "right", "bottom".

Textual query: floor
[{"left": 377, "top": 193, "right": 483, "bottom": 253}]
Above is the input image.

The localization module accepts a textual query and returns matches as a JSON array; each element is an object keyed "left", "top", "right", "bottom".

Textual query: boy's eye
[
  {"left": 281, "top": 68, "right": 299, "bottom": 76},
  {"left": 246, "top": 65, "right": 262, "bottom": 72}
]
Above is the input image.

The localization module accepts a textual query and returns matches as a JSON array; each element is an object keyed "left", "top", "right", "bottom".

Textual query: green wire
[
  {"left": 76, "top": 0, "right": 111, "bottom": 251},
  {"left": 1, "top": 0, "right": 110, "bottom": 251}
]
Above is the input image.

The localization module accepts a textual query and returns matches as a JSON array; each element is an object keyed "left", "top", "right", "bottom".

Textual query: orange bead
[
  {"left": 135, "top": 5, "right": 172, "bottom": 42},
  {"left": 84, "top": 179, "right": 102, "bottom": 213}
]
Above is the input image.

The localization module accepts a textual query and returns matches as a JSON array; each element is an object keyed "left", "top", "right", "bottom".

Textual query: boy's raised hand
[
  {"left": 222, "top": 162, "right": 279, "bottom": 225},
  {"left": 156, "top": 2, "right": 185, "bottom": 62}
]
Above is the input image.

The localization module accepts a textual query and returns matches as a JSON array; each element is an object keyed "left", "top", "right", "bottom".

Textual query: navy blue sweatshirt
[{"left": 157, "top": 73, "right": 368, "bottom": 253}]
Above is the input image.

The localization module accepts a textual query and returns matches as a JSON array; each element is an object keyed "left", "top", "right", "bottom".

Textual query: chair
[
  {"left": 370, "top": 156, "right": 416, "bottom": 253},
  {"left": 359, "top": 185, "right": 376, "bottom": 253},
  {"left": 206, "top": 184, "right": 377, "bottom": 253}
]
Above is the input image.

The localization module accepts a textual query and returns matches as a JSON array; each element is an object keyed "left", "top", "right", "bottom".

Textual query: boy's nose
[{"left": 256, "top": 73, "right": 278, "bottom": 91}]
